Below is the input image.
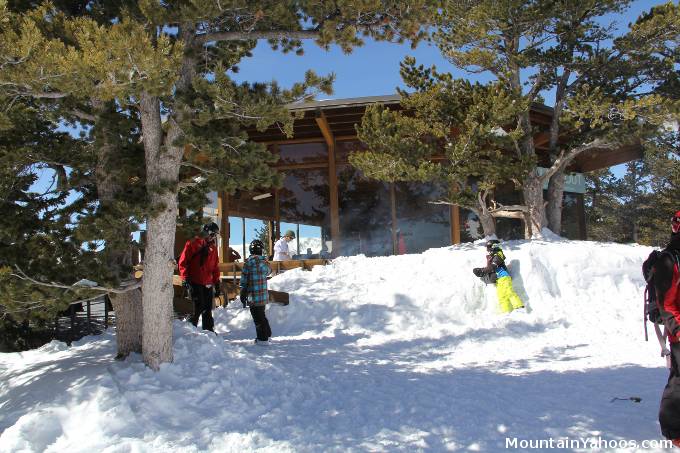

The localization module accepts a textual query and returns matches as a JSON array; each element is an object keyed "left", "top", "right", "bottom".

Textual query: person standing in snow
[
  {"left": 240, "top": 239, "right": 272, "bottom": 344},
  {"left": 273, "top": 230, "right": 295, "bottom": 261},
  {"left": 178, "top": 222, "right": 222, "bottom": 332},
  {"left": 649, "top": 211, "right": 680, "bottom": 446},
  {"left": 477, "top": 240, "right": 524, "bottom": 313}
]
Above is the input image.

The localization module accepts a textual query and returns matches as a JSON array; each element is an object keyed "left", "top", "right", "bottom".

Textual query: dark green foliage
[{"left": 0, "top": 98, "right": 103, "bottom": 328}]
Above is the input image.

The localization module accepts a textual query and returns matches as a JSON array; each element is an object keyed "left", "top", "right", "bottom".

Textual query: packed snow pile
[{"left": 0, "top": 238, "right": 674, "bottom": 452}]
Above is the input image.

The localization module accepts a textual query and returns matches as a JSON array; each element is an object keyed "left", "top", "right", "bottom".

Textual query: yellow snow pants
[{"left": 496, "top": 276, "right": 524, "bottom": 313}]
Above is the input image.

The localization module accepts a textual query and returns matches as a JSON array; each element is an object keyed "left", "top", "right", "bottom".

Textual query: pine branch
[
  {"left": 180, "top": 161, "right": 217, "bottom": 174},
  {"left": 11, "top": 265, "right": 141, "bottom": 294},
  {"left": 67, "top": 109, "right": 97, "bottom": 122},
  {"left": 195, "top": 30, "right": 320, "bottom": 45}
]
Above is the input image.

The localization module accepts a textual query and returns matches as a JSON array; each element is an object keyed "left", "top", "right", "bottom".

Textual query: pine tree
[
  {"left": 584, "top": 168, "right": 623, "bottom": 242},
  {"left": 612, "top": 159, "right": 652, "bottom": 243},
  {"left": 430, "top": 0, "right": 679, "bottom": 237},
  {"left": 352, "top": 60, "right": 532, "bottom": 237},
  {"left": 641, "top": 130, "right": 680, "bottom": 246},
  {"left": 0, "top": 96, "right": 109, "bottom": 349},
  {"left": 0, "top": 0, "right": 435, "bottom": 368}
]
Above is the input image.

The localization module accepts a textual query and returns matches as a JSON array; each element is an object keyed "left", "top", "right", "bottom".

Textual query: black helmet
[
  {"left": 486, "top": 239, "right": 500, "bottom": 252},
  {"left": 249, "top": 239, "right": 265, "bottom": 256},
  {"left": 203, "top": 222, "right": 219, "bottom": 235}
]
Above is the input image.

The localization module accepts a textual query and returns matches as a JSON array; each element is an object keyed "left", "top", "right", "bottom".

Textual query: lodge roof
[{"left": 245, "top": 93, "right": 641, "bottom": 173}]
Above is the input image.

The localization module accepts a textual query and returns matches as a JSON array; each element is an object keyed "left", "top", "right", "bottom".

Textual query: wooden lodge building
[{"left": 189, "top": 94, "right": 642, "bottom": 263}]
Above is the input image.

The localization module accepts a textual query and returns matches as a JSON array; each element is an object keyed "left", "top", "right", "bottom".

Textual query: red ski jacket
[
  {"left": 658, "top": 237, "right": 680, "bottom": 344},
  {"left": 178, "top": 237, "right": 220, "bottom": 286},
  {"left": 661, "top": 262, "right": 680, "bottom": 344}
]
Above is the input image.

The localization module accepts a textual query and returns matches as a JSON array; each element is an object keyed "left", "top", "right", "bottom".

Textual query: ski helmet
[
  {"left": 249, "top": 239, "right": 265, "bottom": 256},
  {"left": 672, "top": 211, "right": 680, "bottom": 234},
  {"left": 203, "top": 222, "right": 219, "bottom": 236},
  {"left": 486, "top": 239, "right": 501, "bottom": 252}
]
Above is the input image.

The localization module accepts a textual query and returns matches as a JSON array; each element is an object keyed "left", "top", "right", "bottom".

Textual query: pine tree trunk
[
  {"left": 547, "top": 168, "right": 565, "bottom": 235},
  {"left": 479, "top": 211, "right": 496, "bottom": 237},
  {"left": 545, "top": 73, "right": 570, "bottom": 238},
  {"left": 139, "top": 92, "right": 182, "bottom": 370},
  {"left": 110, "top": 290, "right": 142, "bottom": 358},
  {"left": 93, "top": 99, "right": 142, "bottom": 358},
  {"left": 523, "top": 172, "right": 546, "bottom": 238}
]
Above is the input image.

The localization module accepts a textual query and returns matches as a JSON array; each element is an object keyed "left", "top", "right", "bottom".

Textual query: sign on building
[{"left": 537, "top": 167, "right": 586, "bottom": 194}]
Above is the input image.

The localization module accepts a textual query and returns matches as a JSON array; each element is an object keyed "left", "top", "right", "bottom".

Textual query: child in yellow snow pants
[{"left": 495, "top": 275, "right": 524, "bottom": 313}]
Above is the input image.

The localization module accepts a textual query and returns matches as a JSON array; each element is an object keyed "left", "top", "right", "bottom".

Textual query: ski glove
[
  {"left": 182, "top": 280, "right": 193, "bottom": 299},
  {"left": 240, "top": 293, "right": 248, "bottom": 308},
  {"left": 214, "top": 282, "right": 222, "bottom": 297}
]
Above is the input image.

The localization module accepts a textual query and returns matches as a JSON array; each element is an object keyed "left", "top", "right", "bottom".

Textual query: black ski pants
[
  {"left": 189, "top": 283, "right": 214, "bottom": 332},
  {"left": 250, "top": 305, "right": 271, "bottom": 341},
  {"left": 660, "top": 342, "right": 680, "bottom": 440}
]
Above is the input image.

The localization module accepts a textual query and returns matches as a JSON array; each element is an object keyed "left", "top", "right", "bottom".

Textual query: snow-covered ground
[{"left": 0, "top": 238, "right": 675, "bottom": 452}]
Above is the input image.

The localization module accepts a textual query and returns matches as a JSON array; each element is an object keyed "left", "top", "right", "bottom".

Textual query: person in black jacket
[{"left": 647, "top": 211, "right": 680, "bottom": 446}]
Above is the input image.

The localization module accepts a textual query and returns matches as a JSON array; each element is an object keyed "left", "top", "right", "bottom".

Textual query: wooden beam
[
  {"left": 260, "top": 137, "right": 327, "bottom": 145},
  {"left": 315, "top": 110, "right": 334, "bottom": 148}
]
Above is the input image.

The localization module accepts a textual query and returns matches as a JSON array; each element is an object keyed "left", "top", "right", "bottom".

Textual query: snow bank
[{"left": 1, "top": 238, "right": 671, "bottom": 452}]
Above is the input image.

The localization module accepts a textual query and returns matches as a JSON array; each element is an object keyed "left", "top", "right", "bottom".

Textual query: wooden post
[
  {"left": 576, "top": 193, "right": 587, "bottom": 240},
  {"left": 390, "top": 183, "right": 398, "bottom": 255},
  {"left": 104, "top": 295, "right": 109, "bottom": 329},
  {"left": 450, "top": 204, "right": 461, "bottom": 244},
  {"left": 317, "top": 110, "right": 341, "bottom": 257},
  {"left": 218, "top": 191, "right": 229, "bottom": 262},
  {"left": 86, "top": 300, "right": 91, "bottom": 334},
  {"left": 242, "top": 217, "right": 246, "bottom": 259},
  {"left": 69, "top": 304, "right": 75, "bottom": 346},
  {"left": 293, "top": 224, "right": 298, "bottom": 256},
  {"left": 274, "top": 187, "right": 280, "bottom": 249}
]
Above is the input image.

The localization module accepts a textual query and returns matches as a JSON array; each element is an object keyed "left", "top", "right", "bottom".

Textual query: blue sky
[{"left": 230, "top": 0, "right": 669, "bottom": 101}]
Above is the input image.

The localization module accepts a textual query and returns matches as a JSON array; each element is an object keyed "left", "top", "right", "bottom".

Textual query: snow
[{"left": 1, "top": 238, "right": 675, "bottom": 452}]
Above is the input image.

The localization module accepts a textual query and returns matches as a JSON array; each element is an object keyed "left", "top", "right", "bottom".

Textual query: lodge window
[
  {"left": 395, "top": 182, "right": 451, "bottom": 254},
  {"left": 335, "top": 140, "right": 365, "bottom": 165},
  {"left": 279, "top": 168, "right": 331, "bottom": 256},
  {"left": 278, "top": 142, "right": 328, "bottom": 165},
  {"left": 229, "top": 189, "right": 276, "bottom": 220},
  {"left": 337, "top": 165, "right": 392, "bottom": 257}
]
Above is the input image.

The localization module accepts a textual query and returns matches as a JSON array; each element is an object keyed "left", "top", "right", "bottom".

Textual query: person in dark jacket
[
  {"left": 479, "top": 239, "right": 524, "bottom": 313},
  {"left": 653, "top": 211, "right": 680, "bottom": 446},
  {"left": 240, "top": 239, "right": 272, "bottom": 344},
  {"left": 178, "top": 222, "right": 221, "bottom": 332}
]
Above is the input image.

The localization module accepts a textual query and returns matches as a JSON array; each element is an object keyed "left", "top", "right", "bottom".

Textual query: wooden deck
[{"left": 159, "top": 258, "right": 331, "bottom": 313}]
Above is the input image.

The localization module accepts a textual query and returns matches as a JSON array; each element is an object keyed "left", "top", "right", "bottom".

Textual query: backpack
[
  {"left": 642, "top": 249, "right": 680, "bottom": 326},
  {"left": 642, "top": 249, "right": 680, "bottom": 364}
]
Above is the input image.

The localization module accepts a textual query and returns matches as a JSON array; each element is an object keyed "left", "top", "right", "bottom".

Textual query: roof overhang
[{"left": 246, "top": 93, "right": 640, "bottom": 172}]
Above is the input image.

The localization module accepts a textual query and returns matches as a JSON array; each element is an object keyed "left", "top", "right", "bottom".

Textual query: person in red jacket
[
  {"left": 178, "top": 222, "right": 221, "bottom": 332},
  {"left": 656, "top": 211, "right": 680, "bottom": 445}
]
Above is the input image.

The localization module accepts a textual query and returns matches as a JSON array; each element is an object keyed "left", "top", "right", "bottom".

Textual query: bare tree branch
[{"left": 11, "top": 265, "right": 141, "bottom": 294}]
